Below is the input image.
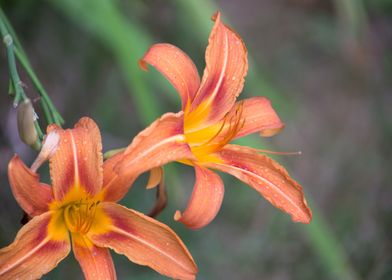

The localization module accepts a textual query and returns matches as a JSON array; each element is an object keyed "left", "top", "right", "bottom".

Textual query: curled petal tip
[
  {"left": 298, "top": 198, "right": 312, "bottom": 224},
  {"left": 138, "top": 59, "right": 149, "bottom": 71},
  {"left": 259, "top": 124, "right": 285, "bottom": 137},
  {"left": 211, "top": 11, "right": 221, "bottom": 21},
  {"left": 174, "top": 210, "right": 182, "bottom": 221}
]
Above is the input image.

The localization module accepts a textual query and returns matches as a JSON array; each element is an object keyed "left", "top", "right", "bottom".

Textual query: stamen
[
  {"left": 192, "top": 101, "right": 245, "bottom": 155},
  {"left": 63, "top": 200, "right": 99, "bottom": 234},
  {"left": 256, "top": 149, "right": 302, "bottom": 156}
]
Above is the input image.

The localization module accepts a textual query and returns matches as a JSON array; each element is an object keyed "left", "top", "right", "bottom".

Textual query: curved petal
[
  {"left": 206, "top": 144, "right": 312, "bottom": 223},
  {"left": 104, "top": 112, "right": 193, "bottom": 202},
  {"left": 185, "top": 12, "right": 248, "bottom": 130},
  {"left": 233, "top": 97, "right": 285, "bottom": 138},
  {"left": 146, "top": 166, "right": 163, "bottom": 189},
  {"left": 147, "top": 168, "right": 167, "bottom": 218},
  {"left": 174, "top": 165, "right": 224, "bottom": 229},
  {"left": 101, "top": 152, "right": 134, "bottom": 202},
  {"left": 72, "top": 233, "right": 116, "bottom": 280},
  {"left": 49, "top": 117, "right": 103, "bottom": 200},
  {"left": 87, "top": 202, "right": 198, "bottom": 280},
  {"left": 0, "top": 211, "right": 70, "bottom": 279},
  {"left": 8, "top": 155, "right": 53, "bottom": 216},
  {"left": 140, "top": 43, "right": 200, "bottom": 109}
]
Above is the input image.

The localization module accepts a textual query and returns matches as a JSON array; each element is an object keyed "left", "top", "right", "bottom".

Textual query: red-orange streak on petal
[
  {"left": 49, "top": 117, "right": 103, "bottom": 200},
  {"left": 0, "top": 212, "right": 70, "bottom": 280},
  {"left": 72, "top": 233, "right": 116, "bottom": 280},
  {"left": 232, "top": 97, "right": 285, "bottom": 139},
  {"left": 8, "top": 155, "right": 53, "bottom": 216},
  {"left": 88, "top": 203, "right": 198, "bottom": 280},
  {"left": 106, "top": 112, "right": 193, "bottom": 202},
  {"left": 174, "top": 165, "right": 224, "bottom": 229},
  {"left": 140, "top": 43, "right": 200, "bottom": 109},
  {"left": 207, "top": 145, "right": 312, "bottom": 223},
  {"left": 187, "top": 12, "right": 248, "bottom": 128}
]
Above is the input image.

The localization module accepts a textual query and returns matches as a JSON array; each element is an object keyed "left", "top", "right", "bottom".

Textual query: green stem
[
  {"left": 33, "top": 121, "right": 44, "bottom": 141},
  {"left": 13, "top": 46, "right": 64, "bottom": 125},
  {"left": 0, "top": 5, "right": 64, "bottom": 126},
  {"left": 0, "top": 19, "right": 25, "bottom": 106}
]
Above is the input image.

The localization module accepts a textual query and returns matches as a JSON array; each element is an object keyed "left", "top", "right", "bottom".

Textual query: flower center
[
  {"left": 184, "top": 102, "right": 245, "bottom": 160},
  {"left": 63, "top": 200, "right": 100, "bottom": 234}
]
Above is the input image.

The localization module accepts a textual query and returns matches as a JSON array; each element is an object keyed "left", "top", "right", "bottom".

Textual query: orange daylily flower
[
  {"left": 0, "top": 117, "right": 197, "bottom": 280},
  {"left": 114, "top": 12, "right": 312, "bottom": 230}
]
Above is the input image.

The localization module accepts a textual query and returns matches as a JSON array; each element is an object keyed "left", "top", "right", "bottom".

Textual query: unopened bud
[
  {"left": 31, "top": 130, "right": 60, "bottom": 172},
  {"left": 17, "top": 98, "right": 39, "bottom": 148}
]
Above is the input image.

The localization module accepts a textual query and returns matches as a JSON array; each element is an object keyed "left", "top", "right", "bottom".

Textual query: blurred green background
[{"left": 0, "top": 0, "right": 391, "bottom": 279}]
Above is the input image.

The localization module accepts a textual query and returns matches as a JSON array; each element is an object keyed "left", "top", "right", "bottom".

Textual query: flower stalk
[{"left": 0, "top": 4, "right": 64, "bottom": 134}]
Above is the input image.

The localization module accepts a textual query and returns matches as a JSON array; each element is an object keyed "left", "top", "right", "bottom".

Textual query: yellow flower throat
[
  {"left": 183, "top": 101, "right": 245, "bottom": 162},
  {"left": 63, "top": 200, "right": 99, "bottom": 234}
]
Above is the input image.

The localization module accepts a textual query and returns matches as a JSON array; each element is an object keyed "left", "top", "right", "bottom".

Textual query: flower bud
[{"left": 17, "top": 98, "right": 39, "bottom": 148}]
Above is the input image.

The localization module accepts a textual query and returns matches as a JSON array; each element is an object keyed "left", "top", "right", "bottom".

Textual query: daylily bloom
[
  {"left": 0, "top": 117, "right": 197, "bottom": 280},
  {"left": 115, "top": 12, "right": 312, "bottom": 230}
]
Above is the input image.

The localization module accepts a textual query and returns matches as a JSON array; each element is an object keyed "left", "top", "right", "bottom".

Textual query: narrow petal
[
  {"left": 148, "top": 170, "right": 167, "bottom": 218},
  {"left": 174, "top": 165, "right": 224, "bottom": 229},
  {"left": 146, "top": 166, "right": 163, "bottom": 189},
  {"left": 8, "top": 155, "right": 53, "bottom": 216},
  {"left": 140, "top": 43, "right": 200, "bottom": 109},
  {"left": 206, "top": 144, "right": 312, "bottom": 223},
  {"left": 72, "top": 233, "right": 116, "bottom": 280},
  {"left": 186, "top": 12, "right": 248, "bottom": 129},
  {"left": 87, "top": 202, "right": 198, "bottom": 280},
  {"left": 49, "top": 117, "right": 103, "bottom": 200},
  {"left": 0, "top": 212, "right": 70, "bottom": 279},
  {"left": 104, "top": 112, "right": 193, "bottom": 202},
  {"left": 233, "top": 97, "right": 285, "bottom": 138}
]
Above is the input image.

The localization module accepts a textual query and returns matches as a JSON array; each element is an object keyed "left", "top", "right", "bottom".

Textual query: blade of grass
[
  {"left": 48, "top": 0, "right": 171, "bottom": 125},
  {"left": 304, "top": 203, "right": 359, "bottom": 280}
]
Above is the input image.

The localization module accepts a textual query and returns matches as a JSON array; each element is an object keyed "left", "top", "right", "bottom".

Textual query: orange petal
[
  {"left": 140, "top": 43, "right": 200, "bottom": 109},
  {"left": 146, "top": 166, "right": 163, "bottom": 189},
  {"left": 206, "top": 144, "right": 312, "bottom": 223},
  {"left": 186, "top": 12, "right": 248, "bottom": 129},
  {"left": 105, "top": 112, "right": 193, "bottom": 202},
  {"left": 49, "top": 117, "right": 103, "bottom": 200},
  {"left": 102, "top": 151, "right": 137, "bottom": 202},
  {"left": 8, "top": 155, "right": 53, "bottom": 216},
  {"left": 233, "top": 97, "right": 285, "bottom": 138},
  {"left": 0, "top": 212, "right": 70, "bottom": 279},
  {"left": 148, "top": 170, "right": 167, "bottom": 218},
  {"left": 174, "top": 165, "right": 224, "bottom": 229},
  {"left": 87, "top": 202, "right": 198, "bottom": 280},
  {"left": 72, "top": 233, "right": 116, "bottom": 280}
]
